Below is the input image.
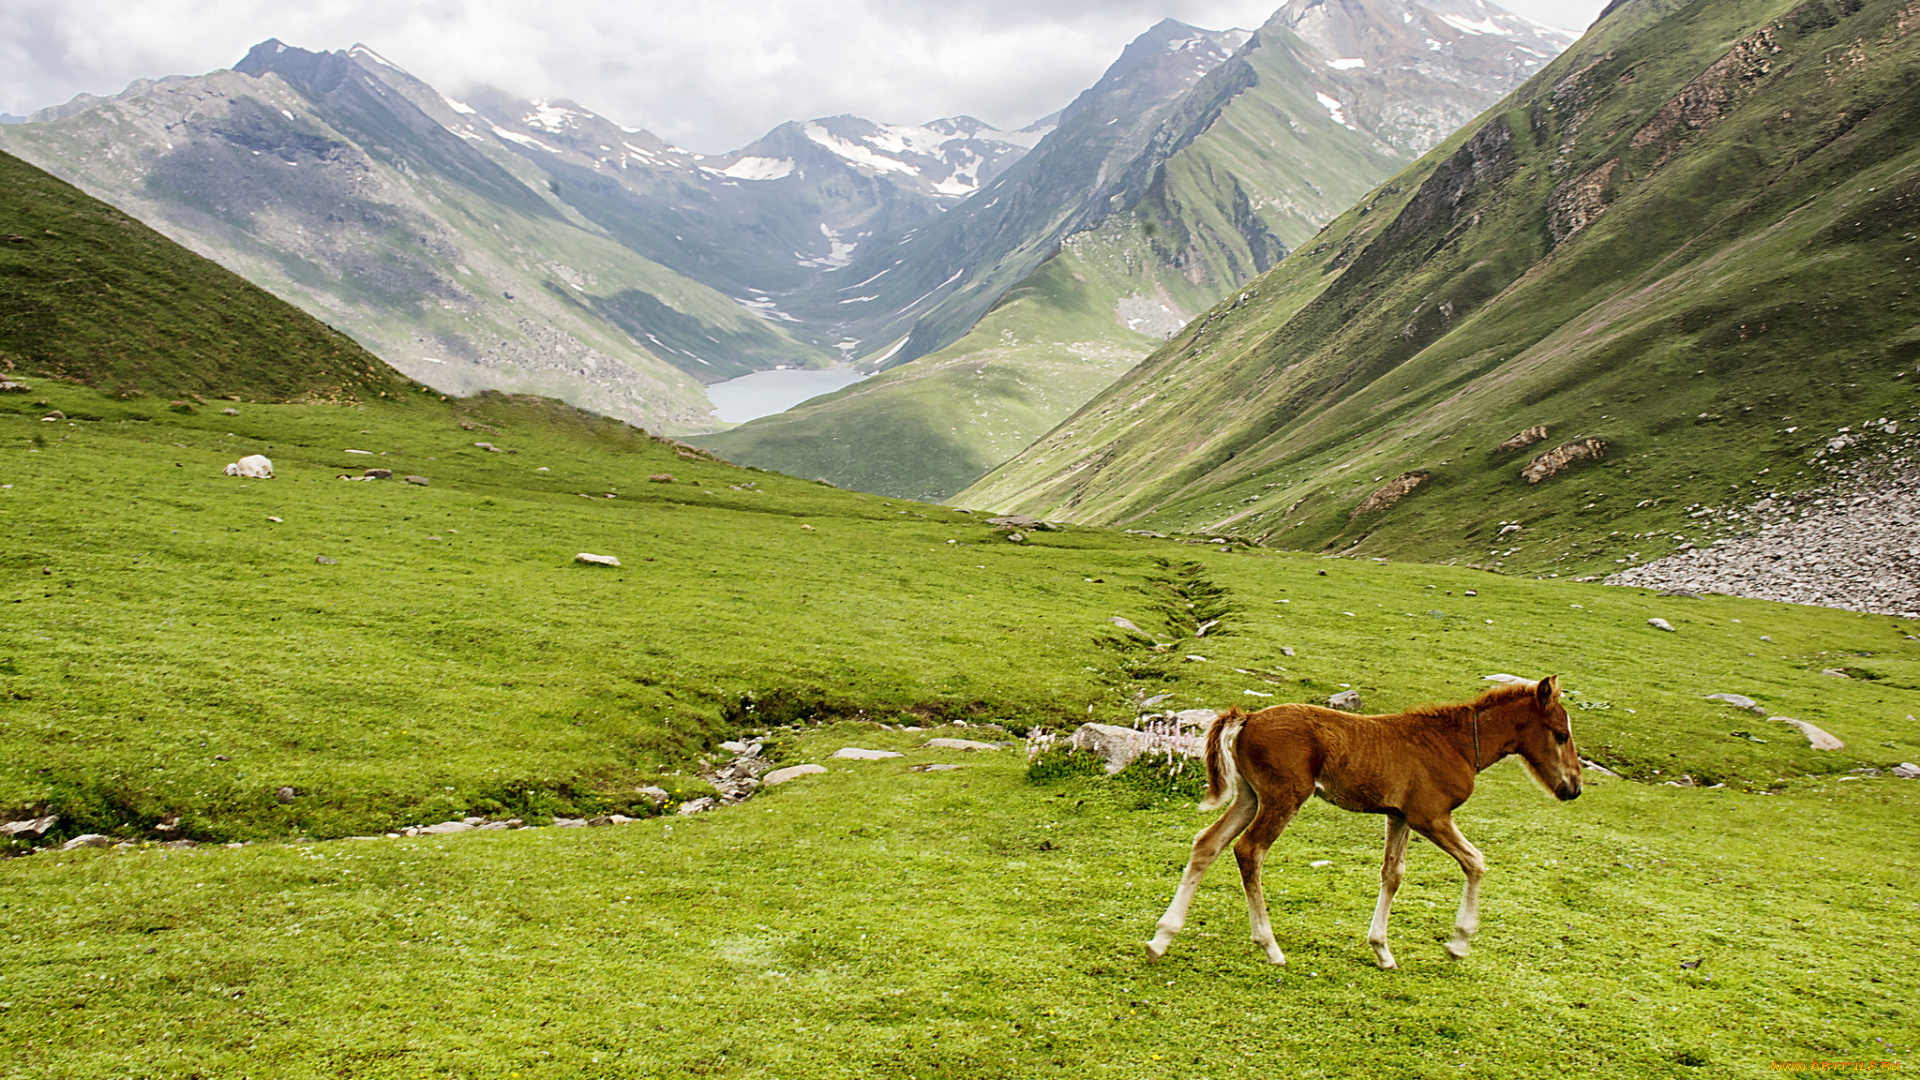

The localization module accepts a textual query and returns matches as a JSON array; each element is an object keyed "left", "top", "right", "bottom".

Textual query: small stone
[
  {"left": 575, "top": 552, "right": 621, "bottom": 566},
  {"left": 636, "top": 785, "right": 669, "bottom": 804},
  {"left": 649, "top": 474, "right": 675, "bottom": 483},
  {"left": 1769, "top": 716, "right": 1845, "bottom": 750},
  {"left": 477, "top": 821, "right": 512, "bottom": 830},
  {"left": 1185, "top": 654, "right": 1208, "bottom": 663},
  {"left": 1705, "top": 693, "right": 1768, "bottom": 715},
  {"left": 1327, "top": 690, "right": 1363, "bottom": 712},
  {"left": 720, "top": 740, "right": 748, "bottom": 753},
  {"left": 42, "top": 410, "right": 65, "bottom": 420},
  {"left": 1172, "top": 708, "right": 1218, "bottom": 728},
  {"left": 365, "top": 468, "right": 392, "bottom": 479},
  {"left": 912, "top": 763, "right": 966, "bottom": 772},
  {"left": 275, "top": 786, "right": 295, "bottom": 804},
  {"left": 315, "top": 555, "right": 337, "bottom": 565},
  {"left": 924, "top": 738, "right": 1000, "bottom": 751},
  {"left": 677, "top": 797, "right": 717, "bottom": 815},
  {"left": 552, "top": 817, "right": 587, "bottom": 828},
  {"left": 1648, "top": 618, "right": 1676, "bottom": 632},
  {"left": 763, "top": 764, "right": 828, "bottom": 785},
  {"left": 832, "top": 747, "right": 904, "bottom": 760},
  {"left": 266, "top": 515, "right": 282, "bottom": 523},
  {"left": 419, "top": 820, "right": 473, "bottom": 835},
  {"left": 587, "top": 815, "right": 615, "bottom": 827},
  {"left": 1281, "top": 646, "right": 1296, "bottom": 657},
  {"left": 1005, "top": 531, "right": 1025, "bottom": 542},
  {"left": 213, "top": 755, "right": 230, "bottom": 762},
  {"left": 1820, "top": 668, "right": 1851, "bottom": 678},
  {"left": 404, "top": 475, "right": 430, "bottom": 486},
  {"left": 62, "top": 834, "right": 111, "bottom": 850},
  {"left": 1483, "top": 673, "right": 1529, "bottom": 685},
  {"left": 1309, "top": 860, "right": 1333, "bottom": 868},
  {"left": 222, "top": 407, "right": 239, "bottom": 416},
  {"left": 1890, "top": 763, "right": 1919, "bottom": 779}
]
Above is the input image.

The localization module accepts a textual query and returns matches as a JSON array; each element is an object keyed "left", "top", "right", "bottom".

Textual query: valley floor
[{"left": 4, "top": 726, "right": 1915, "bottom": 1078}]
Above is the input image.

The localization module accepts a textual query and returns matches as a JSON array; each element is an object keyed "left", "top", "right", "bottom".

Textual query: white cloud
[{"left": 0, "top": 0, "right": 1611, "bottom": 151}]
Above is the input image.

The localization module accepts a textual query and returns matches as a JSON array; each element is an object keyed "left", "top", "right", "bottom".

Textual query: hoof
[
  {"left": 1375, "top": 954, "right": 1398, "bottom": 970},
  {"left": 1445, "top": 940, "right": 1470, "bottom": 961},
  {"left": 1262, "top": 947, "right": 1286, "bottom": 966},
  {"left": 1144, "top": 941, "right": 1166, "bottom": 963}
]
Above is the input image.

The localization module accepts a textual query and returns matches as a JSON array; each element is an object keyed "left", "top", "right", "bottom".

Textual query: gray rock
[
  {"left": 1172, "top": 708, "right": 1219, "bottom": 729},
  {"left": 404, "top": 475, "right": 430, "bottom": 486},
  {"left": 1068, "top": 722, "right": 1202, "bottom": 774},
  {"left": 275, "top": 786, "right": 296, "bottom": 804},
  {"left": 575, "top": 552, "right": 621, "bottom": 567},
  {"left": 923, "top": 738, "right": 1000, "bottom": 751},
  {"left": 677, "top": 797, "right": 717, "bottom": 815},
  {"left": 1769, "top": 717, "right": 1845, "bottom": 750},
  {"left": 587, "top": 815, "right": 615, "bottom": 827},
  {"left": 419, "top": 820, "right": 473, "bottom": 835},
  {"left": 552, "top": 817, "right": 587, "bottom": 828},
  {"left": 1890, "top": 762, "right": 1920, "bottom": 779},
  {"left": 364, "top": 468, "right": 392, "bottom": 479},
  {"left": 764, "top": 764, "right": 827, "bottom": 785},
  {"left": 1483, "top": 673, "right": 1529, "bottom": 685},
  {"left": 1705, "top": 694, "right": 1768, "bottom": 715},
  {"left": 1580, "top": 758, "right": 1622, "bottom": 779},
  {"left": 1820, "top": 668, "right": 1852, "bottom": 678},
  {"left": 221, "top": 407, "right": 239, "bottom": 416},
  {"left": 315, "top": 555, "right": 337, "bottom": 565},
  {"left": 1648, "top": 618, "right": 1676, "bottom": 632},
  {"left": 987, "top": 514, "right": 1055, "bottom": 531},
  {"left": 1327, "top": 690, "right": 1364, "bottom": 712},
  {"left": 477, "top": 821, "right": 513, "bottom": 830},
  {"left": 1281, "top": 646, "right": 1296, "bottom": 658},
  {"left": 831, "top": 747, "right": 903, "bottom": 760},
  {"left": 1109, "top": 616, "right": 1147, "bottom": 635},
  {"left": 912, "top": 763, "right": 967, "bottom": 772},
  {"left": 61, "top": 834, "right": 111, "bottom": 850},
  {"left": 636, "top": 785, "right": 669, "bottom": 804},
  {"left": 720, "top": 740, "right": 748, "bottom": 753},
  {"left": 0, "top": 815, "right": 58, "bottom": 838}
]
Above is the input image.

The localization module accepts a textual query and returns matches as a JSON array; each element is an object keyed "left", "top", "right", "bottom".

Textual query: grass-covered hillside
[
  {"left": 964, "top": 0, "right": 1920, "bottom": 579},
  {"left": 0, "top": 149, "right": 410, "bottom": 404},
  {"left": 5, "top": 371, "right": 1918, "bottom": 1077}
]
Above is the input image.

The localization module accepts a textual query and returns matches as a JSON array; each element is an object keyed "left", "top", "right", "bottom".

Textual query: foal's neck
[{"left": 1461, "top": 697, "right": 1522, "bottom": 770}]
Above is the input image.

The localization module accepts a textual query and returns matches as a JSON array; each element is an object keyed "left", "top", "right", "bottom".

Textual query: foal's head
[{"left": 1510, "top": 675, "right": 1582, "bottom": 801}]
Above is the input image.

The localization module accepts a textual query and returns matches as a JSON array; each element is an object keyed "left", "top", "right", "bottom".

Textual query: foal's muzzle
[{"left": 1556, "top": 779, "right": 1582, "bottom": 802}]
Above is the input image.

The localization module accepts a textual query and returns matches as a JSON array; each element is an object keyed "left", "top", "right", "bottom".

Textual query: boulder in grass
[
  {"left": 404, "top": 475, "right": 430, "bottom": 486},
  {"left": 1648, "top": 618, "right": 1676, "bottom": 632},
  {"left": 61, "top": 834, "right": 112, "bottom": 850},
  {"left": 0, "top": 815, "right": 58, "bottom": 838},
  {"left": 649, "top": 474, "right": 675, "bottom": 483},
  {"left": 223, "top": 454, "right": 273, "bottom": 479},
  {"left": 365, "top": 468, "right": 392, "bottom": 479},
  {"left": 575, "top": 552, "right": 621, "bottom": 567},
  {"left": 1891, "top": 763, "right": 1920, "bottom": 779},
  {"left": 763, "top": 764, "right": 827, "bottom": 785},
  {"left": 1069, "top": 722, "right": 1202, "bottom": 774},
  {"left": 1770, "top": 717, "right": 1844, "bottom": 750},
  {"left": 831, "top": 747, "right": 903, "bottom": 760},
  {"left": 923, "top": 738, "right": 1001, "bottom": 751},
  {"left": 1327, "top": 690, "right": 1363, "bottom": 712},
  {"left": 1706, "top": 693, "right": 1768, "bottom": 715},
  {"left": 420, "top": 820, "right": 473, "bottom": 835}
]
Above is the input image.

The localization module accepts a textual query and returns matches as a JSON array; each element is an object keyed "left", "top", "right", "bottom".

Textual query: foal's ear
[{"left": 1536, "top": 674, "right": 1559, "bottom": 706}]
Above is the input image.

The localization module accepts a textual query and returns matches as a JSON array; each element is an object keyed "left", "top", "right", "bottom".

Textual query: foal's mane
[{"left": 1400, "top": 682, "right": 1535, "bottom": 725}]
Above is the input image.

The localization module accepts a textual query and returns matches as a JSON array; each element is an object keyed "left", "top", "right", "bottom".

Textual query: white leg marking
[{"left": 1368, "top": 817, "right": 1411, "bottom": 970}]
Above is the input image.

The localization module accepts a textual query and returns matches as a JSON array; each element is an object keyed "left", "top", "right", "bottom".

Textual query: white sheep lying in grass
[{"left": 224, "top": 454, "right": 274, "bottom": 478}]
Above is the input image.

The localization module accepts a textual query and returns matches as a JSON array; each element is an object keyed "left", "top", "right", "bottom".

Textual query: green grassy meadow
[
  {"left": 4, "top": 385, "right": 1919, "bottom": 1076},
  {"left": 4, "top": 725, "right": 1915, "bottom": 1079}
]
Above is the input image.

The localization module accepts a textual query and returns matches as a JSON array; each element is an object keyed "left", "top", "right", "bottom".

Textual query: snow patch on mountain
[
  {"left": 801, "top": 122, "right": 921, "bottom": 177},
  {"left": 1327, "top": 57, "right": 1367, "bottom": 69},
  {"left": 718, "top": 156, "right": 796, "bottom": 181},
  {"left": 1315, "top": 91, "right": 1355, "bottom": 130}
]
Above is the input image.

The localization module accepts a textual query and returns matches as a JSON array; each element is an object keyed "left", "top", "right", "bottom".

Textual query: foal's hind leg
[
  {"left": 1234, "top": 784, "right": 1311, "bottom": 965},
  {"left": 1367, "top": 815, "right": 1412, "bottom": 970},
  {"left": 1146, "top": 776, "right": 1255, "bottom": 962},
  {"left": 1411, "top": 813, "right": 1487, "bottom": 960}
]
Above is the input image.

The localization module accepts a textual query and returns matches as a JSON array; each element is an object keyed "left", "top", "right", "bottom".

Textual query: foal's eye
[{"left": 1553, "top": 730, "right": 1569, "bottom": 744}]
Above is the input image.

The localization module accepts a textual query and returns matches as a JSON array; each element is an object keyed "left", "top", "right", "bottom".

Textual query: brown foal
[{"left": 1144, "top": 676, "right": 1582, "bottom": 969}]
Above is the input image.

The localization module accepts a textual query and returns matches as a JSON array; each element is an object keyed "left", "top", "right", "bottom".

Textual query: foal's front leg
[
  {"left": 1415, "top": 814, "right": 1487, "bottom": 960},
  {"left": 1367, "top": 816, "right": 1411, "bottom": 969}
]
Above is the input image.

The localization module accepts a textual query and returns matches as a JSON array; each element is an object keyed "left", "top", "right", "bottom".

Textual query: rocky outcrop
[
  {"left": 1495, "top": 425, "right": 1548, "bottom": 453},
  {"left": 1521, "top": 438, "right": 1606, "bottom": 483},
  {"left": 1351, "top": 471, "right": 1430, "bottom": 518}
]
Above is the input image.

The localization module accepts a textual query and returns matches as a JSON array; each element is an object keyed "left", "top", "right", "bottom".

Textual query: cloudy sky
[{"left": 2, "top": 0, "right": 1612, "bottom": 153}]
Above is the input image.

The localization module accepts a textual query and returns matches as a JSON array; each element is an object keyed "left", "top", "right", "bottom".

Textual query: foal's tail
[{"left": 1197, "top": 707, "right": 1246, "bottom": 811}]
